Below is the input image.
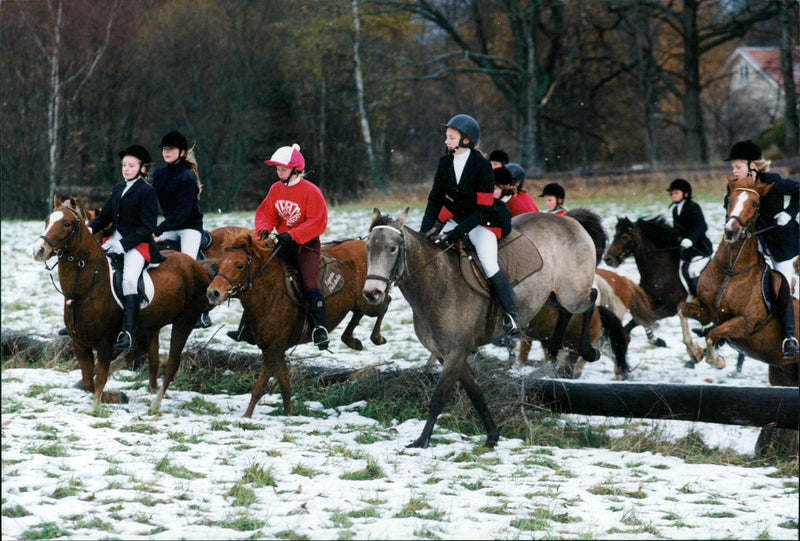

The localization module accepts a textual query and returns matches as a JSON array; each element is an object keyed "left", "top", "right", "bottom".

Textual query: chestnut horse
[
  {"left": 206, "top": 231, "right": 391, "bottom": 417},
  {"left": 677, "top": 177, "right": 798, "bottom": 386},
  {"left": 31, "top": 196, "right": 215, "bottom": 409}
]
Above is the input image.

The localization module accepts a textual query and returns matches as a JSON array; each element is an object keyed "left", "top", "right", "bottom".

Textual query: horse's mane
[
  {"left": 636, "top": 216, "right": 680, "bottom": 249},
  {"left": 566, "top": 207, "right": 607, "bottom": 265},
  {"left": 221, "top": 230, "right": 272, "bottom": 261},
  {"left": 370, "top": 213, "right": 396, "bottom": 229}
]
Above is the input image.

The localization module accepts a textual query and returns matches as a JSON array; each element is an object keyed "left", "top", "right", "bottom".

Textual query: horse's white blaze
[
  {"left": 725, "top": 191, "right": 748, "bottom": 228},
  {"left": 30, "top": 210, "right": 65, "bottom": 259}
]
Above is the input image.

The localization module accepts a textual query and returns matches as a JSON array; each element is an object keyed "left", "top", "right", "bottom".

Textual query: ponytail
[{"left": 185, "top": 145, "right": 203, "bottom": 198}]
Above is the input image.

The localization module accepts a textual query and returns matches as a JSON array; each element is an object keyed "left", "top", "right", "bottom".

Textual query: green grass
[
  {"left": 154, "top": 455, "right": 206, "bottom": 480},
  {"left": 339, "top": 456, "right": 385, "bottom": 481}
]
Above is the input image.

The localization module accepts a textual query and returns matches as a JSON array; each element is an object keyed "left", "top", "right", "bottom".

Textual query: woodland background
[{"left": 1, "top": 0, "right": 798, "bottom": 219}]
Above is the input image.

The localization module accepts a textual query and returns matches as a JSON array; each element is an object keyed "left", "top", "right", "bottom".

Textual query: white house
[{"left": 724, "top": 46, "right": 799, "bottom": 121}]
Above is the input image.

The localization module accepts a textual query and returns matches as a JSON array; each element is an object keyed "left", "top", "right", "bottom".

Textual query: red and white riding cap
[{"left": 264, "top": 143, "right": 305, "bottom": 172}]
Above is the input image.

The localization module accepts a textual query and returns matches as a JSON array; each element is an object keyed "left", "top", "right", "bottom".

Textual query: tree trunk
[
  {"left": 681, "top": 0, "right": 707, "bottom": 163},
  {"left": 779, "top": 1, "right": 799, "bottom": 157},
  {"left": 46, "top": 0, "right": 63, "bottom": 212},
  {"left": 352, "top": 0, "right": 384, "bottom": 191}
]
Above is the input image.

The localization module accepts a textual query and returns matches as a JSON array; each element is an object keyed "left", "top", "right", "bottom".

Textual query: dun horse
[
  {"left": 206, "top": 231, "right": 390, "bottom": 417},
  {"left": 362, "top": 208, "right": 605, "bottom": 448},
  {"left": 677, "top": 177, "right": 798, "bottom": 385},
  {"left": 31, "top": 196, "right": 215, "bottom": 409}
]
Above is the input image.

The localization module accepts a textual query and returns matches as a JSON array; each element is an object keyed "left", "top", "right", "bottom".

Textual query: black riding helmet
[
  {"left": 118, "top": 144, "right": 152, "bottom": 166},
  {"left": 488, "top": 149, "right": 509, "bottom": 164},
  {"left": 159, "top": 131, "right": 189, "bottom": 152},
  {"left": 725, "top": 140, "right": 761, "bottom": 162},
  {"left": 539, "top": 182, "right": 565, "bottom": 201},
  {"left": 442, "top": 114, "right": 480, "bottom": 149},
  {"left": 506, "top": 163, "right": 526, "bottom": 189},
  {"left": 667, "top": 178, "right": 692, "bottom": 198}
]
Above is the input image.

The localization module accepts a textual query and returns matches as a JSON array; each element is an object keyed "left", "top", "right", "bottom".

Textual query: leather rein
[
  {"left": 365, "top": 225, "right": 454, "bottom": 288},
  {"left": 215, "top": 244, "right": 282, "bottom": 297}
]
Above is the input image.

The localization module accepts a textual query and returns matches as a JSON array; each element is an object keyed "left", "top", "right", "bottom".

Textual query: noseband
[
  {"left": 216, "top": 248, "right": 254, "bottom": 296},
  {"left": 725, "top": 187, "right": 760, "bottom": 235},
  {"left": 607, "top": 225, "right": 637, "bottom": 265},
  {"left": 40, "top": 205, "right": 82, "bottom": 257},
  {"left": 365, "top": 225, "right": 407, "bottom": 286}
]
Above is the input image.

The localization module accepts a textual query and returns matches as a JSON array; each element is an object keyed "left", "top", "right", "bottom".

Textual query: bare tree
[{"left": 778, "top": 0, "right": 799, "bottom": 156}]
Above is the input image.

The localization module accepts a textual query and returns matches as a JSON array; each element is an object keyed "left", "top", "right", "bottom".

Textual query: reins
[
  {"left": 366, "top": 225, "right": 455, "bottom": 288},
  {"left": 216, "top": 243, "right": 283, "bottom": 296}
]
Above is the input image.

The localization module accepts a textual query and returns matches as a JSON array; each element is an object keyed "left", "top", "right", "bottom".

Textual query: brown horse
[
  {"left": 31, "top": 196, "right": 215, "bottom": 409},
  {"left": 594, "top": 268, "right": 660, "bottom": 332},
  {"left": 677, "top": 176, "right": 798, "bottom": 387},
  {"left": 206, "top": 231, "right": 391, "bottom": 417}
]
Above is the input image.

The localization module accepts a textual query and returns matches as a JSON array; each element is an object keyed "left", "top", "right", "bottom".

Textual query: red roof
[{"left": 738, "top": 47, "right": 800, "bottom": 89}]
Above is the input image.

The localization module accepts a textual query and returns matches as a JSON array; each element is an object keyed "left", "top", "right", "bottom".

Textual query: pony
[
  {"left": 594, "top": 268, "right": 660, "bottom": 332},
  {"left": 205, "top": 231, "right": 391, "bottom": 417},
  {"left": 30, "top": 196, "right": 215, "bottom": 409},
  {"left": 362, "top": 207, "right": 605, "bottom": 448},
  {"left": 677, "top": 177, "right": 798, "bottom": 384}
]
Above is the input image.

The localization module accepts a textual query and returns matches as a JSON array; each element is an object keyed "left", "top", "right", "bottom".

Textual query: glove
[
  {"left": 436, "top": 229, "right": 460, "bottom": 247},
  {"left": 87, "top": 226, "right": 94, "bottom": 235},
  {"left": 275, "top": 232, "right": 294, "bottom": 247},
  {"left": 259, "top": 230, "right": 270, "bottom": 241},
  {"left": 424, "top": 220, "right": 445, "bottom": 239},
  {"left": 775, "top": 211, "right": 791, "bottom": 226},
  {"left": 680, "top": 238, "right": 693, "bottom": 249},
  {"left": 102, "top": 239, "right": 124, "bottom": 255}
]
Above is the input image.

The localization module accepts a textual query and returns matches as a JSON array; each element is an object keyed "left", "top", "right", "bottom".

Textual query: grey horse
[{"left": 362, "top": 208, "right": 604, "bottom": 448}]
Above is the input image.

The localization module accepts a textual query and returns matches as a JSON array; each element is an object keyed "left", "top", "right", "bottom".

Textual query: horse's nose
[
  {"left": 30, "top": 240, "right": 46, "bottom": 261},
  {"left": 207, "top": 288, "right": 222, "bottom": 305},
  {"left": 362, "top": 287, "right": 383, "bottom": 304},
  {"left": 602, "top": 254, "right": 616, "bottom": 267}
]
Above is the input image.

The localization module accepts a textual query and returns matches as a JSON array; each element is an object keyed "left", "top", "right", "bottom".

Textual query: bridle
[
  {"left": 724, "top": 187, "right": 761, "bottom": 236},
  {"left": 365, "top": 224, "right": 455, "bottom": 288},
  {"left": 215, "top": 244, "right": 282, "bottom": 297},
  {"left": 40, "top": 205, "right": 85, "bottom": 267},
  {"left": 606, "top": 225, "right": 637, "bottom": 266}
]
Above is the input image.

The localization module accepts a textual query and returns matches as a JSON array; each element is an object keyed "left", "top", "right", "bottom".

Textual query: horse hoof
[
  {"left": 118, "top": 392, "right": 129, "bottom": 404},
  {"left": 683, "top": 360, "right": 696, "bottom": 369},
  {"left": 406, "top": 438, "right": 428, "bottom": 449},
  {"left": 344, "top": 339, "right": 363, "bottom": 351},
  {"left": 73, "top": 380, "right": 87, "bottom": 391},
  {"left": 653, "top": 338, "right": 667, "bottom": 348},
  {"left": 585, "top": 348, "right": 601, "bottom": 363},
  {"left": 372, "top": 336, "right": 387, "bottom": 346}
]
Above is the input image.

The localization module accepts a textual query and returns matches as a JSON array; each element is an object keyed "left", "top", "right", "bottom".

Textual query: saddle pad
[
  {"left": 457, "top": 228, "right": 544, "bottom": 297},
  {"left": 282, "top": 257, "right": 346, "bottom": 307},
  {"left": 108, "top": 258, "right": 154, "bottom": 309}
]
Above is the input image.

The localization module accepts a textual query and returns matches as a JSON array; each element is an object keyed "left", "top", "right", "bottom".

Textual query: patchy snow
[{"left": 2, "top": 197, "right": 797, "bottom": 539}]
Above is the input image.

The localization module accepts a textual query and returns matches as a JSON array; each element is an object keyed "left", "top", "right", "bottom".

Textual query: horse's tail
[
  {"left": 597, "top": 304, "right": 630, "bottom": 380},
  {"left": 626, "top": 279, "right": 660, "bottom": 328},
  {"left": 566, "top": 208, "right": 607, "bottom": 266}
]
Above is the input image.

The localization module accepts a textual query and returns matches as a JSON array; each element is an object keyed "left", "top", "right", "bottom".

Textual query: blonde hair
[
  {"left": 184, "top": 145, "right": 202, "bottom": 198},
  {"left": 751, "top": 158, "right": 771, "bottom": 174}
]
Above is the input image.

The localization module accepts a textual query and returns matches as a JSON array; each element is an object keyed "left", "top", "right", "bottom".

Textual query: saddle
[
  {"left": 157, "top": 229, "right": 213, "bottom": 260},
  {"left": 107, "top": 254, "right": 153, "bottom": 309},
  {"left": 281, "top": 240, "right": 349, "bottom": 307},
  {"left": 457, "top": 228, "right": 543, "bottom": 297}
]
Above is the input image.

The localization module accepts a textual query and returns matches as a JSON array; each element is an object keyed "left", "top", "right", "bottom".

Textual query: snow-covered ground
[{"left": 2, "top": 194, "right": 797, "bottom": 539}]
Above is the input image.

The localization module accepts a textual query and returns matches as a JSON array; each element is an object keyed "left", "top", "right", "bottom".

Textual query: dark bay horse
[
  {"left": 362, "top": 208, "right": 604, "bottom": 448},
  {"left": 30, "top": 196, "right": 215, "bottom": 409},
  {"left": 677, "top": 177, "right": 798, "bottom": 384},
  {"left": 205, "top": 231, "right": 390, "bottom": 417}
]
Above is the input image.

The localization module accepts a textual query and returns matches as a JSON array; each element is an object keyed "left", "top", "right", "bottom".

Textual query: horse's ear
[
  {"left": 371, "top": 208, "right": 381, "bottom": 229},
  {"left": 395, "top": 207, "right": 409, "bottom": 228},
  {"left": 53, "top": 194, "right": 61, "bottom": 208}
]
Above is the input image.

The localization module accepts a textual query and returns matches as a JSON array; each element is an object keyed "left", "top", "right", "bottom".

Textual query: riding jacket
[
  {"left": 420, "top": 151, "right": 511, "bottom": 239},
  {"left": 88, "top": 177, "right": 165, "bottom": 263},
  {"left": 506, "top": 192, "right": 539, "bottom": 217},
  {"left": 255, "top": 176, "right": 328, "bottom": 245},
  {"left": 153, "top": 160, "right": 204, "bottom": 235},
  {"left": 723, "top": 172, "right": 799, "bottom": 262},
  {"left": 671, "top": 199, "right": 713, "bottom": 261}
]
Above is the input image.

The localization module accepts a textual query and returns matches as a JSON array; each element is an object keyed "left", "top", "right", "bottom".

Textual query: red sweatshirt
[{"left": 254, "top": 178, "right": 328, "bottom": 245}]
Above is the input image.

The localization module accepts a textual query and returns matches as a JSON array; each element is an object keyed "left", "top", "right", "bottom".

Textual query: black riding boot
[
  {"left": 781, "top": 298, "right": 798, "bottom": 359},
  {"left": 488, "top": 271, "right": 521, "bottom": 337},
  {"left": 307, "top": 293, "right": 329, "bottom": 350},
  {"left": 227, "top": 317, "right": 256, "bottom": 345},
  {"left": 112, "top": 294, "right": 139, "bottom": 350},
  {"left": 194, "top": 311, "right": 212, "bottom": 329}
]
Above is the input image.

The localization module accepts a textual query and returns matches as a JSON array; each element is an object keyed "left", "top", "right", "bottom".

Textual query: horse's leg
[
  {"left": 677, "top": 302, "right": 706, "bottom": 367},
  {"left": 425, "top": 353, "right": 439, "bottom": 369},
  {"left": 368, "top": 296, "right": 390, "bottom": 346},
  {"left": 244, "top": 345, "right": 286, "bottom": 417},
  {"left": 145, "top": 333, "right": 160, "bottom": 393},
  {"left": 704, "top": 316, "right": 759, "bottom": 370},
  {"left": 410, "top": 357, "right": 463, "bottom": 448},
  {"left": 576, "top": 305, "right": 600, "bottom": 364},
  {"left": 340, "top": 311, "right": 364, "bottom": 351},
  {"left": 546, "top": 307, "right": 571, "bottom": 360},
  {"left": 736, "top": 353, "right": 745, "bottom": 373},
  {"left": 73, "top": 342, "right": 96, "bottom": 392},
  {"left": 644, "top": 326, "right": 667, "bottom": 347},
  {"left": 457, "top": 367, "right": 500, "bottom": 448},
  {"left": 273, "top": 355, "right": 292, "bottom": 416},
  {"left": 518, "top": 337, "right": 532, "bottom": 365},
  {"left": 93, "top": 344, "right": 128, "bottom": 404},
  {"left": 151, "top": 321, "right": 192, "bottom": 412}
]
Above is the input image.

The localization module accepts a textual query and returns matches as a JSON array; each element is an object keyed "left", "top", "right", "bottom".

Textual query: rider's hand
[
  {"left": 275, "top": 232, "right": 294, "bottom": 248},
  {"left": 425, "top": 220, "right": 445, "bottom": 239},
  {"left": 258, "top": 230, "right": 270, "bottom": 241},
  {"left": 680, "top": 238, "right": 693, "bottom": 249},
  {"left": 102, "top": 239, "right": 124, "bottom": 254},
  {"left": 436, "top": 229, "right": 459, "bottom": 247},
  {"left": 775, "top": 211, "right": 791, "bottom": 226}
]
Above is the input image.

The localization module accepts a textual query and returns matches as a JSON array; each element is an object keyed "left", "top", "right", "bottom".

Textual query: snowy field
[{"left": 2, "top": 193, "right": 798, "bottom": 539}]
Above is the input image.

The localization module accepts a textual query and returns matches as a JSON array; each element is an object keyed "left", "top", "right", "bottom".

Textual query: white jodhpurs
[
  {"left": 157, "top": 228, "right": 202, "bottom": 259},
  {"left": 442, "top": 220, "right": 500, "bottom": 276},
  {"left": 773, "top": 257, "right": 799, "bottom": 299}
]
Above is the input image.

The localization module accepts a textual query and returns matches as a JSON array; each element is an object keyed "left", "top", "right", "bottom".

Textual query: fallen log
[{"left": 525, "top": 379, "right": 798, "bottom": 430}]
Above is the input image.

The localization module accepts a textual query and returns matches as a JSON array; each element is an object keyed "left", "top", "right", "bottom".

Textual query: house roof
[{"left": 731, "top": 46, "right": 800, "bottom": 90}]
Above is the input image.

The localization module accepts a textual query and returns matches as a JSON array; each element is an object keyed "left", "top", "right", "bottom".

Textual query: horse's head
[
  {"left": 602, "top": 216, "right": 634, "bottom": 267},
  {"left": 206, "top": 231, "right": 260, "bottom": 305},
  {"left": 362, "top": 207, "right": 409, "bottom": 304},
  {"left": 31, "top": 196, "right": 90, "bottom": 262},
  {"left": 724, "top": 176, "right": 771, "bottom": 243}
]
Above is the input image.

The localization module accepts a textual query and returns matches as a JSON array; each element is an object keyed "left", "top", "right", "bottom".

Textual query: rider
[
  {"left": 87, "top": 144, "right": 165, "bottom": 350},
  {"left": 503, "top": 163, "right": 539, "bottom": 215},
  {"left": 724, "top": 139, "right": 799, "bottom": 358},
  {"left": 152, "top": 130, "right": 211, "bottom": 329},
  {"left": 488, "top": 149, "right": 510, "bottom": 170},
  {"left": 228, "top": 144, "right": 330, "bottom": 349},
  {"left": 419, "top": 114, "right": 520, "bottom": 337},
  {"left": 539, "top": 182, "right": 567, "bottom": 215},
  {"left": 667, "top": 178, "right": 712, "bottom": 298}
]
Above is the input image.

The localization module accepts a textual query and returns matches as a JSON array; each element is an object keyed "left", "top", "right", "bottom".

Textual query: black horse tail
[
  {"left": 597, "top": 304, "right": 630, "bottom": 380},
  {"left": 566, "top": 208, "right": 607, "bottom": 266}
]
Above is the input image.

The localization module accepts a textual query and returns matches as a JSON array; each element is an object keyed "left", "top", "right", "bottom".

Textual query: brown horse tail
[
  {"left": 627, "top": 280, "right": 660, "bottom": 328},
  {"left": 199, "top": 258, "right": 219, "bottom": 281},
  {"left": 597, "top": 304, "right": 630, "bottom": 380}
]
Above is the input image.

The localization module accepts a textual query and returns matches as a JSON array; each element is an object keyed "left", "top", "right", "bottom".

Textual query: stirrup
[
  {"left": 57, "top": 327, "right": 68, "bottom": 336},
  {"left": 113, "top": 331, "right": 133, "bottom": 350},
  {"left": 782, "top": 337, "right": 798, "bottom": 359},
  {"left": 312, "top": 326, "right": 329, "bottom": 350},
  {"left": 502, "top": 313, "right": 521, "bottom": 337},
  {"left": 194, "top": 312, "right": 212, "bottom": 329}
]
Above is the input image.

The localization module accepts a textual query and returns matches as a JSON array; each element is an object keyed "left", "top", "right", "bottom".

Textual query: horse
[
  {"left": 362, "top": 207, "right": 605, "bottom": 448},
  {"left": 205, "top": 231, "right": 391, "bottom": 417},
  {"left": 594, "top": 268, "right": 660, "bottom": 331},
  {"left": 677, "top": 177, "right": 798, "bottom": 381},
  {"left": 30, "top": 196, "right": 216, "bottom": 409}
]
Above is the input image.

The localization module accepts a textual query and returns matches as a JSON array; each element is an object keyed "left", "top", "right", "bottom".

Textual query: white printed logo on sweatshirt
[{"left": 275, "top": 199, "right": 302, "bottom": 227}]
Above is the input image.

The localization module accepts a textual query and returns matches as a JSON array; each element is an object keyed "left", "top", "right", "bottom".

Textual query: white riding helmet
[{"left": 264, "top": 143, "right": 305, "bottom": 172}]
